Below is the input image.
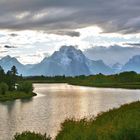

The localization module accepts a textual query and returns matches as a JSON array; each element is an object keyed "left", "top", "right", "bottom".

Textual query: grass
[
  {"left": 68, "top": 81, "right": 140, "bottom": 89},
  {"left": 55, "top": 101, "right": 140, "bottom": 140},
  {"left": 26, "top": 72, "right": 140, "bottom": 89},
  {"left": 0, "top": 91, "right": 37, "bottom": 101},
  {"left": 29, "top": 79, "right": 140, "bottom": 89},
  {"left": 13, "top": 131, "right": 51, "bottom": 140}
]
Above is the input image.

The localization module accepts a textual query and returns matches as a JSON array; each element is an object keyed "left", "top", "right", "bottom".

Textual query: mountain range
[
  {"left": 0, "top": 46, "right": 140, "bottom": 76},
  {"left": 121, "top": 55, "right": 140, "bottom": 73}
]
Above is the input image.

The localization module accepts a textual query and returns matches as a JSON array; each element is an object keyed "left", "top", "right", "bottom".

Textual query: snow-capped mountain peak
[
  {"left": 58, "top": 45, "right": 86, "bottom": 62},
  {"left": 0, "top": 46, "right": 115, "bottom": 76}
]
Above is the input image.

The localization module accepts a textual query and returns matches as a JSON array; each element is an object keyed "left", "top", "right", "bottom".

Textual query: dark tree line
[
  {"left": 0, "top": 66, "right": 21, "bottom": 94},
  {"left": 26, "top": 71, "right": 140, "bottom": 89},
  {"left": 0, "top": 65, "right": 33, "bottom": 95},
  {"left": 0, "top": 65, "right": 19, "bottom": 91},
  {"left": 27, "top": 71, "right": 140, "bottom": 83}
]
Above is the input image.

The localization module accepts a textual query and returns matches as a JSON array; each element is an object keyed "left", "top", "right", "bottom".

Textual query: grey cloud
[
  {"left": 51, "top": 31, "right": 80, "bottom": 37},
  {"left": 123, "top": 43, "right": 140, "bottom": 46},
  {"left": 27, "top": 52, "right": 50, "bottom": 57},
  {"left": 43, "top": 53, "right": 50, "bottom": 57},
  {"left": 4, "top": 45, "right": 16, "bottom": 48},
  {"left": 0, "top": 50, "right": 8, "bottom": 53},
  {"left": 9, "top": 33, "right": 18, "bottom": 37},
  {"left": 0, "top": 0, "right": 140, "bottom": 34},
  {"left": 27, "top": 54, "right": 41, "bottom": 57},
  {"left": 64, "top": 31, "right": 80, "bottom": 37}
]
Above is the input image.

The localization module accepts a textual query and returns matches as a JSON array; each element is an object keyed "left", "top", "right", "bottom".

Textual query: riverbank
[
  {"left": 27, "top": 71, "right": 140, "bottom": 89},
  {"left": 29, "top": 79, "right": 140, "bottom": 89},
  {"left": 68, "top": 81, "right": 140, "bottom": 89},
  {"left": 0, "top": 91, "right": 37, "bottom": 102},
  {"left": 56, "top": 101, "right": 140, "bottom": 140},
  {"left": 32, "top": 80, "right": 140, "bottom": 89}
]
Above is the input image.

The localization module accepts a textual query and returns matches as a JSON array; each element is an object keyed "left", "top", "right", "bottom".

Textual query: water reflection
[{"left": 0, "top": 83, "right": 140, "bottom": 140}]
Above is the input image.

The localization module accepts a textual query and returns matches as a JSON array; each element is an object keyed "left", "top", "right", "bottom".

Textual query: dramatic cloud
[
  {"left": 84, "top": 45, "right": 140, "bottom": 65},
  {"left": 123, "top": 43, "right": 140, "bottom": 46},
  {"left": 4, "top": 45, "right": 16, "bottom": 48},
  {"left": 1, "top": 0, "right": 140, "bottom": 64},
  {"left": 9, "top": 33, "right": 18, "bottom": 37},
  {"left": 52, "top": 31, "right": 80, "bottom": 37},
  {"left": 0, "top": 0, "right": 140, "bottom": 34}
]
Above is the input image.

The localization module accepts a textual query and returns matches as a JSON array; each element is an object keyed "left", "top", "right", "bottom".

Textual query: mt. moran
[
  {"left": 28, "top": 46, "right": 114, "bottom": 76},
  {"left": 0, "top": 46, "right": 114, "bottom": 76}
]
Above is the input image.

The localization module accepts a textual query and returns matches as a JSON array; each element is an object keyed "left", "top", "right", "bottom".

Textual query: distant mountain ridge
[
  {"left": 84, "top": 45, "right": 140, "bottom": 65},
  {"left": 1, "top": 46, "right": 140, "bottom": 76},
  {"left": 27, "top": 46, "right": 114, "bottom": 76},
  {"left": 121, "top": 55, "right": 140, "bottom": 73},
  {"left": 0, "top": 55, "right": 26, "bottom": 74},
  {"left": 0, "top": 46, "right": 115, "bottom": 76}
]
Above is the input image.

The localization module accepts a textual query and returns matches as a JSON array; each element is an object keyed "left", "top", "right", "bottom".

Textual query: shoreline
[
  {"left": 68, "top": 82, "right": 140, "bottom": 89},
  {"left": 33, "top": 81, "right": 140, "bottom": 90},
  {"left": 0, "top": 92, "right": 37, "bottom": 102}
]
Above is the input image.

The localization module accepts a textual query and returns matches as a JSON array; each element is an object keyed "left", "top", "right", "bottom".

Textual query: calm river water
[{"left": 0, "top": 83, "right": 140, "bottom": 140}]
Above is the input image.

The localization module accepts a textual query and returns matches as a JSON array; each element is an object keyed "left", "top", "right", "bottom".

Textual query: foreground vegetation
[
  {"left": 13, "top": 131, "right": 51, "bottom": 140},
  {"left": 56, "top": 102, "right": 140, "bottom": 140},
  {"left": 0, "top": 66, "right": 35, "bottom": 101},
  {"left": 56, "top": 101, "right": 140, "bottom": 140},
  {"left": 27, "top": 71, "right": 140, "bottom": 89},
  {"left": 13, "top": 101, "right": 140, "bottom": 140}
]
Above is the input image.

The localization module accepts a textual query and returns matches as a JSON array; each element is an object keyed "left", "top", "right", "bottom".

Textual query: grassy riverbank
[
  {"left": 27, "top": 71, "right": 140, "bottom": 89},
  {"left": 56, "top": 101, "right": 140, "bottom": 140},
  {"left": 0, "top": 91, "right": 37, "bottom": 102},
  {"left": 69, "top": 81, "right": 140, "bottom": 89},
  {"left": 13, "top": 101, "right": 140, "bottom": 140}
]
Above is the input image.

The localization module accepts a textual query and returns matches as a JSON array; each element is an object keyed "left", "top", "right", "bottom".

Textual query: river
[{"left": 0, "top": 83, "right": 140, "bottom": 140}]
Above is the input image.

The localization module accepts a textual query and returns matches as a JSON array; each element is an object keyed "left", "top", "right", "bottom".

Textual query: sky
[{"left": 0, "top": 0, "right": 140, "bottom": 64}]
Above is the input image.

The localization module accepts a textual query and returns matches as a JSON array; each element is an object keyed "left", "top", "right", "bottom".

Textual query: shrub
[
  {"left": 13, "top": 131, "right": 51, "bottom": 140},
  {"left": 18, "top": 81, "right": 33, "bottom": 93},
  {"left": 0, "top": 82, "right": 9, "bottom": 95}
]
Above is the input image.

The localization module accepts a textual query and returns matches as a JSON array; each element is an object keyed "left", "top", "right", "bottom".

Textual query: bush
[
  {"left": 18, "top": 81, "right": 33, "bottom": 93},
  {"left": 13, "top": 131, "right": 51, "bottom": 140},
  {"left": 0, "top": 82, "right": 9, "bottom": 95}
]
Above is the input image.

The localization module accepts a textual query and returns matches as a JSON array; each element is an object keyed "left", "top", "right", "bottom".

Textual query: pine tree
[{"left": 11, "top": 65, "right": 18, "bottom": 76}]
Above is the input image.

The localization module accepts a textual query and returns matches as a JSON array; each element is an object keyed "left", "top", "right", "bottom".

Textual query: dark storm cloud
[
  {"left": 51, "top": 31, "right": 80, "bottom": 37},
  {"left": 4, "top": 45, "right": 16, "bottom": 48},
  {"left": 64, "top": 31, "right": 80, "bottom": 37},
  {"left": 123, "top": 43, "right": 140, "bottom": 46},
  {"left": 0, "top": 0, "right": 140, "bottom": 34},
  {"left": 9, "top": 33, "right": 18, "bottom": 37}
]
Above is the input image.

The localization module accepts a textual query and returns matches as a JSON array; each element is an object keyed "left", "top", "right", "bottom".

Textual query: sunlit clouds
[{"left": 0, "top": 28, "right": 140, "bottom": 64}]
